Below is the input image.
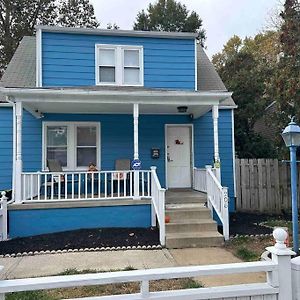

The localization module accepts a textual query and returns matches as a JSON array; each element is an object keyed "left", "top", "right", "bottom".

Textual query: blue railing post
[{"left": 290, "top": 146, "right": 299, "bottom": 254}]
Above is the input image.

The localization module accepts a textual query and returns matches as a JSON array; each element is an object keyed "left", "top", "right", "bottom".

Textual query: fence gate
[{"left": 235, "top": 158, "right": 299, "bottom": 213}]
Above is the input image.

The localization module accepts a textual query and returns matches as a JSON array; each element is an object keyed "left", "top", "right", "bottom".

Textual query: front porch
[{"left": 0, "top": 86, "right": 233, "bottom": 244}]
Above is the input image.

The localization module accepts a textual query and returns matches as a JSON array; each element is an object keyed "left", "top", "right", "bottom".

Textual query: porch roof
[{"left": 0, "top": 86, "right": 232, "bottom": 118}]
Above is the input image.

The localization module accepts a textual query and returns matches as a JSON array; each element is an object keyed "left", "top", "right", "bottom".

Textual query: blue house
[{"left": 0, "top": 26, "right": 236, "bottom": 247}]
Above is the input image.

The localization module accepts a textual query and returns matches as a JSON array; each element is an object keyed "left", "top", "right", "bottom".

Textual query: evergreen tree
[{"left": 133, "top": 0, "right": 206, "bottom": 45}]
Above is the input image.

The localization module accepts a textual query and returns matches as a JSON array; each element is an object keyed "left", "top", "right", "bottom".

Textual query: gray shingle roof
[
  {"left": 0, "top": 36, "right": 36, "bottom": 88},
  {"left": 0, "top": 36, "right": 235, "bottom": 107}
]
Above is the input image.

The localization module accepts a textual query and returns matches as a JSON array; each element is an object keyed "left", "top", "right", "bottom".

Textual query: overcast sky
[{"left": 90, "top": 0, "right": 282, "bottom": 58}]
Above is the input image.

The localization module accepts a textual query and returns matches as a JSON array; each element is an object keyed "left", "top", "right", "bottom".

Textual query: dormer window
[{"left": 96, "top": 44, "right": 143, "bottom": 86}]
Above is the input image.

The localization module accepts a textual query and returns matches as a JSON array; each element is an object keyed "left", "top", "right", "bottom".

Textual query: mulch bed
[
  {"left": 229, "top": 212, "right": 291, "bottom": 236},
  {"left": 0, "top": 227, "right": 159, "bottom": 255}
]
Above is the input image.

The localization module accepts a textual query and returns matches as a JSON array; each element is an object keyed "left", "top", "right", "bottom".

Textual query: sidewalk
[{"left": 0, "top": 248, "right": 265, "bottom": 287}]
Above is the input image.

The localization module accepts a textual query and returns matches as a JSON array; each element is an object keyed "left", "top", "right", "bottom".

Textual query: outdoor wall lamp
[
  {"left": 177, "top": 106, "right": 188, "bottom": 113},
  {"left": 282, "top": 117, "right": 300, "bottom": 254}
]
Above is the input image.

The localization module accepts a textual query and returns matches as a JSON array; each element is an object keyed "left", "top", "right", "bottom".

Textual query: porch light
[
  {"left": 177, "top": 106, "right": 188, "bottom": 113},
  {"left": 282, "top": 118, "right": 300, "bottom": 147},
  {"left": 281, "top": 117, "right": 300, "bottom": 254}
]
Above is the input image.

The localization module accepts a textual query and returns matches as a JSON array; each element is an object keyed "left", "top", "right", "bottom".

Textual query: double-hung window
[
  {"left": 44, "top": 122, "right": 100, "bottom": 170},
  {"left": 96, "top": 44, "right": 143, "bottom": 86}
]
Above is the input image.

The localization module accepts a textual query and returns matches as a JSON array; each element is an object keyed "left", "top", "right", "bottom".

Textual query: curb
[{"left": 0, "top": 244, "right": 162, "bottom": 258}]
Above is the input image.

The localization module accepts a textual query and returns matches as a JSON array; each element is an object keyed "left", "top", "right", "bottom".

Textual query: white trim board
[
  {"left": 164, "top": 124, "right": 194, "bottom": 189},
  {"left": 36, "top": 28, "right": 42, "bottom": 87}
]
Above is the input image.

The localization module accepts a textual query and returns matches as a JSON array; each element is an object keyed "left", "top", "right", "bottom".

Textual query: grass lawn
[
  {"left": 225, "top": 236, "right": 274, "bottom": 261},
  {"left": 6, "top": 268, "right": 203, "bottom": 300}
]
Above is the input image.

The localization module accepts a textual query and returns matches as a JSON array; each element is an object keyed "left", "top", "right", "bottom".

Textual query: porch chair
[{"left": 44, "top": 159, "right": 65, "bottom": 196}]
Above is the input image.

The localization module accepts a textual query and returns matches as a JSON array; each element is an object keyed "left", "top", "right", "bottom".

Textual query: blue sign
[{"left": 131, "top": 159, "right": 141, "bottom": 170}]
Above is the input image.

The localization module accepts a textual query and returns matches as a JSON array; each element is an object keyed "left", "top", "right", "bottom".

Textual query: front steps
[{"left": 165, "top": 189, "right": 224, "bottom": 248}]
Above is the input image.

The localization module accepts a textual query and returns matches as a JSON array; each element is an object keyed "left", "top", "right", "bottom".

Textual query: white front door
[{"left": 166, "top": 126, "right": 192, "bottom": 188}]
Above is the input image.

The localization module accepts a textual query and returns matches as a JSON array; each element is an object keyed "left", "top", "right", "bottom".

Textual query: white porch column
[
  {"left": 15, "top": 102, "right": 23, "bottom": 203},
  {"left": 212, "top": 105, "right": 221, "bottom": 182},
  {"left": 133, "top": 103, "right": 140, "bottom": 199}
]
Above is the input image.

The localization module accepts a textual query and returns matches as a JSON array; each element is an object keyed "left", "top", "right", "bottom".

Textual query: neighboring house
[
  {"left": 0, "top": 26, "right": 236, "bottom": 244},
  {"left": 253, "top": 101, "right": 278, "bottom": 141}
]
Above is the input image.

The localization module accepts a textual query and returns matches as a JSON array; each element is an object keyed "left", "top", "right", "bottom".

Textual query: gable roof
[{"left": 0, "top": 36, "right": 235, "bottom": 107}]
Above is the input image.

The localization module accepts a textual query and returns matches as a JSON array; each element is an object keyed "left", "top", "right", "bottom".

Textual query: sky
[{"left": 89, "top": 0, "right": 282, "bottom": 58}]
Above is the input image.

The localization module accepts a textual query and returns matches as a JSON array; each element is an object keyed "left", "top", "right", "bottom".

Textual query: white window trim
[
  {"left": 95, "top": 44, "right": 144, "bottom": 87},
  {"left": 42, "top": 122, "right": 101, "bottom": 171}
]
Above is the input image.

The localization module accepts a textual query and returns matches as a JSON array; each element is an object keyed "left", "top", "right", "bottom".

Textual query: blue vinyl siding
[
  {"left": 44, "top": 114, "right": 191, "bottom": 186},
  {"left": 42, "top": 32, "right": 195, "bottom": 90},
  {"left": 8, "top": 204, "right": 151, "bottom": 238},
  {"left": 0, "top": 108, "right": 13, "bottom": 190},
  {"left": 193, "top": 109, "right": 235, "bottom": 212},
  {"left": 0, "top": 107, "right": 42, "bottom": 191}
]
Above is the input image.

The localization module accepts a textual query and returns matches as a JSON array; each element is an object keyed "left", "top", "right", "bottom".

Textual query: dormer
[{"left": 36, "top": 26, "right": 198, "bottom": 90}]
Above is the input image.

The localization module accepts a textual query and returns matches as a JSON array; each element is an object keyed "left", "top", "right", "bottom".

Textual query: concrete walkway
[{"left": 0, "top": 248, "right": 265, "bottom": 287}]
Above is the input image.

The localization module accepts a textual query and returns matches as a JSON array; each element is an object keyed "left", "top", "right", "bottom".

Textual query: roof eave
[{"left": 35, "top": 25, "right": 198, "bottom": 40}]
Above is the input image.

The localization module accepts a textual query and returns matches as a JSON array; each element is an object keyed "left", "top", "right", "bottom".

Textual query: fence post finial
[
  {"left": 267, "top": 228, "right": 295, "bottom": 300},
  {"left": 0, "top": 191, "right": 7, "bottom": 201}
]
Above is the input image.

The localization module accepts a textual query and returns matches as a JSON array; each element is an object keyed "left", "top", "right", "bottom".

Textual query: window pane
[
  {"left": 124, "top": 50, "right": 139, "bottom": 66},
  {"left": 124, "top": 68, "right": 140, "bottom": 84},
  {"left": 99, "top": 48, "right": 115, "bottom": 65},
  {"left": 47, "top": 147, "right": 67, "bottom": 166},
  {"left": 77, "top": 148, "right": 97, "bottom": 167},
  {"left": 100, "top": 66, "right": 115, "bottom": 83},
  {"left": 47, "top": 126, "right": 67, "bottom": 146},
  {"left": 77, "top": 126, "right": 97, "bottom": 146}
]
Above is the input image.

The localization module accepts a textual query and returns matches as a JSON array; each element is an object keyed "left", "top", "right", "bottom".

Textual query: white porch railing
[
  {"left": 15, "top": 168, "right": 166, "bottom": 246},
  {"left": 0, "top": 229, "right": 295, "bottom": 300},
  {"left": 0, "top": 191, "right": 7, "bottom": 241},
  {"left": 150, "top": 166, "right": 165, "bottom": 246},
  {"left": 193, "top": 166, "right": 229, "bottom": 241},
  {"left": 21, "top": 170, "right": 151, "bottom": 202}
]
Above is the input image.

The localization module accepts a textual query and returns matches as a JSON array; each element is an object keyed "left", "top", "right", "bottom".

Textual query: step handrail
[
  {"left": 205, "top": 165, "right": 229, "bottom": 240},
  {"left": 150, "top": 166, "right": 165, "bottom": 246}
]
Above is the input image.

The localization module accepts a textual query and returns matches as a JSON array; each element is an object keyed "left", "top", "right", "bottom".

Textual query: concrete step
[
  {"left": 165, "top": 196, "right": 206, "bottom": 204},
  {"left": 166, "top": 231, "right": 224, "bottom": 248},
  {"left": 165, "top": 208, "right": 211, "bottom": 221},
  {"left": 166, "top": 203, "right": 206, "bottom": 210},
  {"left": 166, "top": 219, "right": 217, "bottom": 233},
  {"left": 165, "top": 190, "right": 206, "bottom": 204}
]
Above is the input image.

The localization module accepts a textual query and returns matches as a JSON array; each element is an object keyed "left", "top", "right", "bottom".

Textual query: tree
[
  {"left": 133, "top": 0, "right": 206, "bottom": 46},
  {"left": 106, "top": 23, "right": 119, "bottom": 30},
  {"left": 58, "top": 0, "right": 99, "bottom": 28},
  {"left": 0, "top": 0, "right": 99, "bottom": 76},
  {"left": 267, "top": 0, "right": 300, "bottom": 151},
  {"left": 0, "top": 0, "right": 57, "bottom": 76},
  {"left": 212, "top": 31, "right": 280, "bottom": 158}
]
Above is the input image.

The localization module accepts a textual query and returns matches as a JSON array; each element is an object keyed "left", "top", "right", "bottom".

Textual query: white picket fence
[
  {"left": 0, "top": 228, "right": 298, "bottom": 299},
  {"left": 193, "top": 165, "right": 229, "bottom": 240},
  {"left": 21, "top": 170, "right": 152, "bottom": 202},
  {"left": 0, "top": 192, "right": 7, "bottom": 241}
]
